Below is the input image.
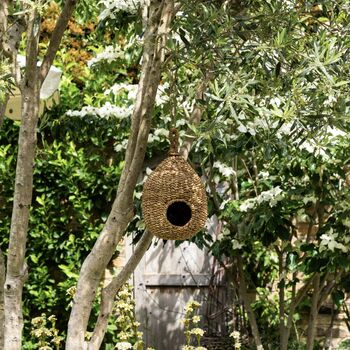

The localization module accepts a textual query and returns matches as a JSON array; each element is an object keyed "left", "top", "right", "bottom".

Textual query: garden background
[{"left": 1, "top": 0, "right": 350, "bottom": 349}]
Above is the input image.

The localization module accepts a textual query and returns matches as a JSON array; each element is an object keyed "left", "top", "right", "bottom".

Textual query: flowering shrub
[
  {"left": 113, "top": 284, "right": 144, "bottom": 350},
  {"left": 30, "top": 314, "right": 62, "bottom": 350},
  {"left": 181, "top": 300, "right": 206, "bottom": 350},
  {"left": 230, "top": 331, "right": 241, "bottom": 350},
  {"left": 99, "top": 0, "right": 141, "bottom": 21}
]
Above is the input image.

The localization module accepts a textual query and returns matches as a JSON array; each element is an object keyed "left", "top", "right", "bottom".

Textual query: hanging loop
[{"left": 169, "top": 128, "right": 179, "bottom": 155}]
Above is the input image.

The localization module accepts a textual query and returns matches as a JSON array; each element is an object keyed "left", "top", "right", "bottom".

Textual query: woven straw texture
[{"left": 142, "top": 154, "right": 207, "bottom": 240}]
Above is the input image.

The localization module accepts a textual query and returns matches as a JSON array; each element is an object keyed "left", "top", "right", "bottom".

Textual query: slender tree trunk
[
  {"left": 4, "top": 81, "right": 40, "bottom": 349},
  {"left": 237, "top": 256, "right": 264, "bottom": 350},
  {"left": 3, "top": 2, "right": 76, "bottom": 347},
  {"left": 3, "top": 7, "right": 41, "bottom": 348},
  {"left": 0, "top": 249, "right": 5, "bottom": 349},
  {"left": 6, "top": 15, "right": 39, "bottom": 346},
  {"left": 280, "top": 273, "right": 295, "bottom": 350},
  {"left": 87, "top": 230, "right": 154, "bottom": 349},
  {"left": 65, "top": 2, "right": 174, "bottom": 348},
  {"left": 277, "top": 249, "right": 288, "bottom": 350},
  {"left": 0, "top": 99, "right": 8, "bottom": 128},
  {"left": 306, "top": 273, "right": 320, "bottom": 350},
  {"left": 0, "top": 0, "right": 10, "bottom": 129}
]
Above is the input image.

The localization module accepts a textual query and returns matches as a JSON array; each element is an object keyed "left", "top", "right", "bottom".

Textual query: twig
[
  {"left": 88, "top": 231, "right": 154, "bottom": 350},
  {"left": 40, "top": 0, "right": 77, "bottom": 82}
]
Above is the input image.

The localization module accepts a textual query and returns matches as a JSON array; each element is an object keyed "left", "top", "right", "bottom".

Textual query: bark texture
[
  {"left": 88, "top": 230, "right": 154, "bottom": 350},
  {"left": 4, "top": 9, "right": 41, "bottom": 348},
  {"left": 306, "top": 273, "right": 320, "bottom": 350},
  {"left": 0, "top": 100, "right": 8, "bottom": 128},
  {"left": 237, "top": 256, "right": 264, "bottom": 350},
  {"left": 65, "top": 1, "right": 174, "bottom": 349},
  {"left": 3, "top": 2, "right": 76, "bottom": 348},
  {"left": 39, "top": 0, "right": 77, "bottom": 82}
]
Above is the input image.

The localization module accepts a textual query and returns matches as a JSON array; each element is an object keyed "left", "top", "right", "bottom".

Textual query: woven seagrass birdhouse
[{"left": 142, "top": 129, "right": 207, "bottom": 240}]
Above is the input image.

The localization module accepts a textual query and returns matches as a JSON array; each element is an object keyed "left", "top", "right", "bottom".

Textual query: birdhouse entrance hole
[{"left": 166, "top": 201, "right": 192, "bottom": 227}]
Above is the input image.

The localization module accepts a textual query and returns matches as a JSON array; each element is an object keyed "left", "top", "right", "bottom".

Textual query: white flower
[
  {"left": 320, "top": 230, "right": 348, "bottom": 253},
  {"left": 276, "top": 122, "right": 293, "bottom": 138},
  {"left": 99, "top": 0, "right": 140, "bottom": 21},
  {"left": 239, "top": 186, "right": 283, "bottom": 211},
  {"left": 66, "top": 102, "right": 133, "bottom": 119},
  {"left": 192, "top": 315, "right": 201, "bottom": 324},
  {"left": 115, "top": 139, "right": 129, "bottom": 152},
  {"left": 239, "top": 198, "right": 255, "bottom": 212},
  {"left": 259, "top": 171, "right": 270, "bottom": 178},
  {"left": 237, "top": 124, "right": 247, "bottom": 133},
  {"left": 115, "top": 341, "right": 133, "bottom": 350},
  {"left": 104, "top": 83, "right": 138, "bottom": 100},
  {"left": 88, "top": 45, "right": 123, "bottom": 67},
  {"left": 230, "top": 331, "right": 240, "bottom": 339},
  {"left": 270, "top": 96, "right": 281, "bottom": 107},
  {"left": 213, "top": 161, "right": 235, "bottom": 178},
  {"left": 190, "top": 328, "right": 205, "bottom": 337},
  {"left": 155, "top": 83, "right": 169, "bottom": 106},
  {"left": 232, "top": 239, "right": 243, "bottom": 250}
]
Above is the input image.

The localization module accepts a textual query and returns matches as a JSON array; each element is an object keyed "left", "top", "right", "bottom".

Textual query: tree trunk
[
  {"left": 306, "top": 273, "right": 320, "bottom": 350},
  {"left": 277, "top": 249, "right": 287, "bottom": 350},
  {"left": 4, "top": 82, "right": 40, "bottom": 349},
  {"left": 0, "top": 0, "right": 9, "bottom": 129},
  {"left": 65, "top": 2, "right": 174, "bottom": 348},
  {"left": 2, "top": 1, "right": 76, "bottom": 348},
  {"left": 0, "top": 98, "right": 8, "bottom": 128},
  {"left": 87, "top": 230, "right": 154, "bottom": 349},
  {"left": 237, "top": 256, "right": 264, "bottom": 350},
  {"left": 3, "top": 7, "right": 42, "bottom": 348}
]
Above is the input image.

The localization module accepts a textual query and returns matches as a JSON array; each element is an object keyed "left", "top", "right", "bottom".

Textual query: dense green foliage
[{"left": 2, "top": 0, "right": 350, "bottom": 349}]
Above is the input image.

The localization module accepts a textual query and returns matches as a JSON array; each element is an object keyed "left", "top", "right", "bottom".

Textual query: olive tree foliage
[
  {"left": 137, "top": 0, "right": 349, "bottom": 349},
  {"left": 0, "top": 0, "right": 175, "bottom": 349},
  {"left": 172, "top": 1, "right": 350, "bottom": 349}
]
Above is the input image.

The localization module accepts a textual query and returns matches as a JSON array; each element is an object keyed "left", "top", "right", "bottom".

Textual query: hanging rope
[
  {"left": 167, "top": 64, "right": 180, "bottom": 155},
  {"left": 169, "top": 127, "right": 179, "bottom": 155}
]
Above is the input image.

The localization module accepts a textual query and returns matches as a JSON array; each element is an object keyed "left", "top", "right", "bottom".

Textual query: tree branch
[
  {"left": 0, "top": 1, "right": 9, "bottom": 54},
  {"left": 306, "top": 273, "right": 320, "bottom": 350},
  {"left": 66, "top": 2, "right": 175, "bottom": 348},
  {"left": 3, "top": 7, "right": 40, "bottom": 349},
  {"left": 39, "top": 0, "right": 77, "bottom": 83},
  {"left": 180, "top": 72, "right": 213, "bottom": 160},
  {"left": 237, "top": 255, "right": 264, "bottom": 350},
  {"left": 0, "top": 2, "right": 25, "bottom": 126},
  {"left": 87, "top": 230, "right": 154, "bottom": 350},
  {"left": 0, "top": 97, "right": 9, "bottom": 129},
  {"left": 317, "top": 270, "right": 342, "bottom": 311}
]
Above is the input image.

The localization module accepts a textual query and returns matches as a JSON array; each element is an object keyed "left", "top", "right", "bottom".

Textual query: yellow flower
[
  {"left": 230, "top": 331, "right": 240, "bottom": 339},
  {"left": 192, "top": 315, "right": 201, "bottom": 324},
  {"left": 190, "top": 328, "right": 204, "bottom": 337}
]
